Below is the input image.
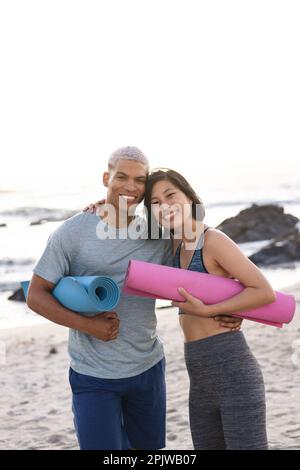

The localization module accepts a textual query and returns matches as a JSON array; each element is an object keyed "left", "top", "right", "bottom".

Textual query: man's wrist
[{"left": 73, "top": 314, "right": 92, "bottom": 335}]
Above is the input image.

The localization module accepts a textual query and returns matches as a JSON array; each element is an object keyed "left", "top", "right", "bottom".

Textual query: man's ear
[{"left": 103, "top": 171, "right": 110, "bottom": 187}]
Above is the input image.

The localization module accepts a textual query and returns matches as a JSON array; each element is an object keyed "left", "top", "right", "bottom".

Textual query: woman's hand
[
  {"left": 83, "top": 199, "right": 106, "bottom": 214},
  {"left": 172, "top": 287, "right": 242, "bottom": 330},
  {"left": 172, "top": 287, "right": 212, "bottom": 317}
]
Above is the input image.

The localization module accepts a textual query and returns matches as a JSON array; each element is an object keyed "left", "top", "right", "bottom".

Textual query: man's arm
[{"left": 27, "top": 274, "right": 120, "bottom": 341}]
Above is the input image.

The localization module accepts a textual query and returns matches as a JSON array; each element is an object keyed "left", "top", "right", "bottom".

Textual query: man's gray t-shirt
[{"left": 33, "top": 212, "right": 173, "bottom": 379}]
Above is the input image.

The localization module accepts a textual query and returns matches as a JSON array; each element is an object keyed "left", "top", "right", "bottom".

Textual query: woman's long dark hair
[{"left": 144, "top": 168, "right": 205, "bottom": 239}]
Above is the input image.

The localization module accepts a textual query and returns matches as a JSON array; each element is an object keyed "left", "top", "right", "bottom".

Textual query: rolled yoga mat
[
  {"left": 123, "top": 260, "right": 296, "bottom": 328},
  {"left": 21, "top": 276, "right": 120, "bottom": 313}
]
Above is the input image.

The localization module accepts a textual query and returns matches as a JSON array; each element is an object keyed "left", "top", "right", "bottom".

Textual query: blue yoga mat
[{"left": 21, "top": 276, "right": 120, "bottom": 313}]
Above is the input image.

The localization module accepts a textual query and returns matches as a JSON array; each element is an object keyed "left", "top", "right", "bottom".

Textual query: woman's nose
[{"left": 160, "top": 203, "right": 171, "bottom": 212}]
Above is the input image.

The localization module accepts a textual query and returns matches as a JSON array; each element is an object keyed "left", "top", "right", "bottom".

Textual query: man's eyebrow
[{"left": 115, "top": 171, "right": 146, "bottom": 179}]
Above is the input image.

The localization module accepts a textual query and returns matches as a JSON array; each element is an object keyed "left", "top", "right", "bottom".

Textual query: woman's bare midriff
[
  {"left": 179, "top": 315, "right": 231, "bottom": 342},
  {"left": 178, "top": 228, "right": 236, "bottom": 342}
]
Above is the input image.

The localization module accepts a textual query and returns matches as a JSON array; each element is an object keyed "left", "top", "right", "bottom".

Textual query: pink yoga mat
[{"left": 123, "top": 260, "right": 296, "bottom": 328}]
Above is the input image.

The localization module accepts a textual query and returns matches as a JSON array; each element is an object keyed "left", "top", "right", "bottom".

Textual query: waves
[{"left": 0, "top": 207, "right": 78, "bottom": 224}]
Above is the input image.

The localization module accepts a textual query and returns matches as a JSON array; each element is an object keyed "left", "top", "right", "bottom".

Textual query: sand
[{"left": 0, "top": 284, "right": 299, "bottom": 450}]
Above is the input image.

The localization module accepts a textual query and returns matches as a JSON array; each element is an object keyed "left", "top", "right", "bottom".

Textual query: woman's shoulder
[{"left": 204, "top": 227, "right": 234, "bottom": 248}]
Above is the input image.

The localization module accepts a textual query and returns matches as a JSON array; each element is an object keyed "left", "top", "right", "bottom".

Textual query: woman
[{"left": 84, "top": 168, "right": 275, "bottom": 449}]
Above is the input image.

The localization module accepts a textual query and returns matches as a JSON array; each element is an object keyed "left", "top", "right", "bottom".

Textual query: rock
[
  {"left": 30, "top": 219, "right": 48, "bottom": 226},
  {"left": 216, "top": 204, "right": 298, "bottom": 243},
  {"left": 0, "top": 223, "right": 7, "bottom": 228},
  {"left": 8, "top": 288, "right": 26, "bottom": 302},
  {"left": 249, "top": 229, "right": 300, "bottom": 266},
  {"left": 49, "top": 347, "right": 58, "bottom": 355}
]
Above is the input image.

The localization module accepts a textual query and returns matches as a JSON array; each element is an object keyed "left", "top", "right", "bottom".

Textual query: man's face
[{"left": 103, "top": 159, "right": 148, "bottom": 213}]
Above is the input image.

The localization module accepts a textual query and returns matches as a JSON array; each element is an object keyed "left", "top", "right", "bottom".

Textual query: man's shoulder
[
  {"left": 50, "top": 212, "right": 98, "bottom": 243},
  {"left": 59, "top": 211, "right": 98, "bottom": 229}
]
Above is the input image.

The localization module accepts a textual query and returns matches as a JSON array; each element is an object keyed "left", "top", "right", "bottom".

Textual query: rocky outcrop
[
  {"left": 8, "top": 287, "right": 26, "bottom": 302},
  {"left": 249, "top": 229, "right": 300, "bottom": 266},
  {"left": 216, "top": 204, "right": 298, "bottom": 243}
]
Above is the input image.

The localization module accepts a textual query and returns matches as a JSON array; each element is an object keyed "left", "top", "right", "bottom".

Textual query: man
[{"left": 27, "top": 146, "right": 241, "bottom": 450}]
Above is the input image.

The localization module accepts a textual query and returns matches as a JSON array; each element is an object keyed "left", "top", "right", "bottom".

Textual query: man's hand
[
  {"left": 214, "top": 315, "right": 243, "bottom": 331},
  {"left": 85, "top": 311, "right": 120, "bottom": 341}
]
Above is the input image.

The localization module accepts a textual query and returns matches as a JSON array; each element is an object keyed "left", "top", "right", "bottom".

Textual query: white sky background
[{"left": 0, "top": 0, "right": 299, "bottom": 192}]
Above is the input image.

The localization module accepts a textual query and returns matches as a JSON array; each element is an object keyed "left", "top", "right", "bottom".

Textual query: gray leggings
[{"left": 184, "top": 331, "right": 268, "bottom": 450}]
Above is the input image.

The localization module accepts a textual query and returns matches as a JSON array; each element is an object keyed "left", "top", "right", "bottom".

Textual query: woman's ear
[{"left": 103, "top": 171, "right": 109, "bottom": 187}]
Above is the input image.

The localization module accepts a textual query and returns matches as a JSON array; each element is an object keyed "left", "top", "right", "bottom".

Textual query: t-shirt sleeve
[{"left": 33, "top": 225, "right": 71, "bottom": 284}]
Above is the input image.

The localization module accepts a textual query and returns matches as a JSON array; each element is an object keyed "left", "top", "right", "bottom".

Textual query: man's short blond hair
[{"left": 108, "top": 146, "right": 150, "bottom": 172}]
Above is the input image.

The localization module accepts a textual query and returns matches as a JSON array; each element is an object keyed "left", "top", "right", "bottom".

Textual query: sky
[{"left": 0, "top": 0, "right": 299, "bottom": 191}]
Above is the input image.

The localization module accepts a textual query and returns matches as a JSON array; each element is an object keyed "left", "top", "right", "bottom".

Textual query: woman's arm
[{"left": 172, "top": 229, "right": 276, "bottom": 317}]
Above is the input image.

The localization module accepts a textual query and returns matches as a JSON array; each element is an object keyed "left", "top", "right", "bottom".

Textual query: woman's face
[{"left": 150, "top": 179, "right": 193, "bottom": 234}]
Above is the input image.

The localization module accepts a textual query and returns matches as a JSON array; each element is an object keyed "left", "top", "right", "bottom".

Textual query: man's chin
[
  {"left": 118, "top": 196, "right": 139, "bottom": 205},
  {"left": 117, "top": 202, "right": 139, "bottom": 215}
]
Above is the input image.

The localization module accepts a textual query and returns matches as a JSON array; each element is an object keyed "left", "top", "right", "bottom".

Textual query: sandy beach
[{"left": 0, "top": 284, "right": 299, "bottom": 450}]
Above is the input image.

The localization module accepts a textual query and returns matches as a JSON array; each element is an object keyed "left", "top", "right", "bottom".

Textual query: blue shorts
[{"left": 69, "top": 358, "right": 166, "bottom": 450}]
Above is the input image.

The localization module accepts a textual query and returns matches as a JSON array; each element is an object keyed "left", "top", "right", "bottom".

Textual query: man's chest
[{"left": 71, "top": 239, "right": 158, "bottom": 278}]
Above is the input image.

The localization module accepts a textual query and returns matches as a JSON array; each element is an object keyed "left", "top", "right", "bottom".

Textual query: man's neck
[{"left": 102, "top": 200, "right": 136, "bottom": 228}]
